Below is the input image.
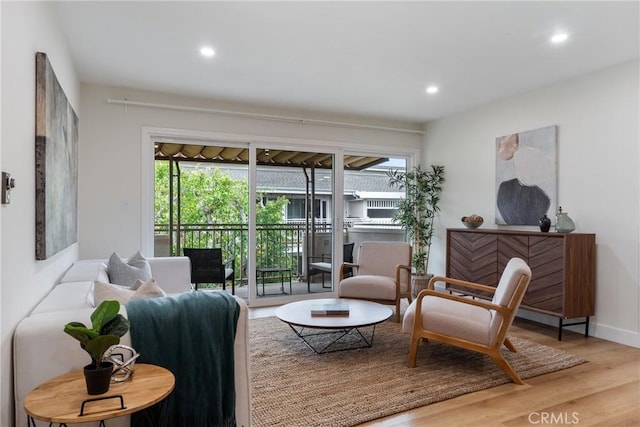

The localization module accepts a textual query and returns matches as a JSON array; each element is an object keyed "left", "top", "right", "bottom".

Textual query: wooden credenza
[{"left": 446, "top": 228, "right": 596, "bottom": 339}]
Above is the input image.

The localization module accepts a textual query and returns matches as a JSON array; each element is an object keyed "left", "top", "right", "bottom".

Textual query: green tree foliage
[
  {"left": 155, "top": 162, "right": 289, "bottom": 225},
  {"left": 155, "top": 161, "right": 290, "bottom": 272}
]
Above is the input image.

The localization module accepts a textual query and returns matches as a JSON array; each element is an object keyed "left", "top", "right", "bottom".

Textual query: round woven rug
[{"left": 249, "top": 316, "right": 585, "bottom": 427}]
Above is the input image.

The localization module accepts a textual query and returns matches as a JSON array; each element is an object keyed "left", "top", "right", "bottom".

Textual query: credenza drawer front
[
  {"left": 446, "top": 229, "right": 595, "bottom": 321},
  {"left": 525, "top": 237, "right": 564, "bottom": 313},
  {"left": 448, "top": 232, "right": 497, "bottom": 281},
  {"left": 447, "top": 231, "right": 497, "bottom": 296}
]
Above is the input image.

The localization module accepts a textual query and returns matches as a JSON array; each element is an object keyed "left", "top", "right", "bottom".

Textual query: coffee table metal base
[
  {"left": 275, "top": 298, "right": 392, "bottom": 354},
  {"left": 286, "top": 323, "right": 378, "bottom": 354}
]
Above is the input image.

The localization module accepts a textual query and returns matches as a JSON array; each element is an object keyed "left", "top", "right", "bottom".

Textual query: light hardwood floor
[{"left": 249, "top": 306, "right": 640, "bottom": 426}]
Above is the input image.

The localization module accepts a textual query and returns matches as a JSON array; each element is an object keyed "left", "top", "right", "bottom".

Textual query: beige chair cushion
[
  {"left": 403, "top": 296, "right": 495, "bottom": 345},
  {"left": 403, "top": 258, "right": 532, "bottom": 346},
  {"left": 338, "top": 275, "right": 401, "bottom": 301},
  {"left": 489, "top": 258, "right": 532, "bottom": 336},
  {"left": 492, "top": 258, "right": 531, "bottom": 306},
  {"left": 351, "top": 241, "right": 411, "bottom": 290},
  {"left": 357, "top": 242, "right": 411, "bottom": 277}
]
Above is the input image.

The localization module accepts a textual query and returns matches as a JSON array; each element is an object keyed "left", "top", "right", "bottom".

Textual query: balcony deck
[{"left": 195, "top": 276, "right": 334, "bottom": 301}]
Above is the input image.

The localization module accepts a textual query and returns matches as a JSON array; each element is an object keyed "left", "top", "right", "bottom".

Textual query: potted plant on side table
[
  {"left": 64, "top": 300, "right": 130, "bottom": 395},
  {"left": 388, "top": 164, "right": 445, "bottom": 298}
]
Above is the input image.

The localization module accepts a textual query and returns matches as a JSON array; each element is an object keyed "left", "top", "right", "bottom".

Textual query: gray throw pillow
[{"left": 107, "top": 251, "right": 152, "bottom": 286}]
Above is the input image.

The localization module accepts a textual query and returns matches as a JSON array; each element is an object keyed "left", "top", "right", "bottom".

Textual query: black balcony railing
[
  {"left": 155, "top": 222, "right": 336, "bottom": 285},
  {"left": 154, "top": 221, "right": 403, "bottom": 287}
]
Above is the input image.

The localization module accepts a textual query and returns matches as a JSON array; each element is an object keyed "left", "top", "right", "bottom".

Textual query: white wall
[
  {"left": 0, "top": 2, "right": 80, "bottom": 425},
  {"left": 0, "top": 2, "right": 4, "bottom": 418},
  {"left": 2, "top": 4, "right": 636, "bottom": 425},
  {"left": 423, "top": 60, "right": 640, "bottom": 347},
  {"left": 78, "top": 84, "right": 422, "bottom": 258}
]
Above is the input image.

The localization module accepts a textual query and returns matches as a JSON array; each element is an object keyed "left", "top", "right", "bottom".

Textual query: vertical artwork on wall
[
  {"left": 495, "top": 125, "right": 557, "bottom": 225},
  {"left": 35, "top": 52, "right": 78, "bottom": 260}
]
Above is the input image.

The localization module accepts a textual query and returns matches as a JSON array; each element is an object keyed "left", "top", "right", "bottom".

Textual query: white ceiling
[{"left": 54, "top": 1, "right": 639, "bottom": 123}]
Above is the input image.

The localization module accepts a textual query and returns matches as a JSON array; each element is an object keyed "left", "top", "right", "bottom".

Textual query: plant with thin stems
[{"left": 388, "top": 164, "right": 445, "bottom": 276}]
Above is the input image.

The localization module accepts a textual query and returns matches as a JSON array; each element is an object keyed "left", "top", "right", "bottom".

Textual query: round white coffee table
[{"left": 275, "top": 298, "right": 392, "bottom": 354}]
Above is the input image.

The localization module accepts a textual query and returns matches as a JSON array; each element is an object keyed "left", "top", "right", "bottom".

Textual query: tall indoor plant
[{"left": 388, "top": 164, "right": 445, "bottom": 277}]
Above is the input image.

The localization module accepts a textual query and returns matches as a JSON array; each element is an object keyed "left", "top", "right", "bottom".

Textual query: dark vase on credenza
[{"left": 539, "top": 214, "right": 551, "bottom": 232}]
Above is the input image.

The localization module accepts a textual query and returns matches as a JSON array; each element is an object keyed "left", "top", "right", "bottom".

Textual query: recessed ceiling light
[
  {"left": 200, "top": 46, "right": 215, "bottom": 58},
  {"left": 426, "top": 86, "right": 439, "bottom": 94},
  {"left": 551, "top": 32, "right": 569, "bottom": 44}
]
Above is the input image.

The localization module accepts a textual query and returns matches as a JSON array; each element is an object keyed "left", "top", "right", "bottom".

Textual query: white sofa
[{"left": 13, "top": 256, "right": 251, "bottom": 427}]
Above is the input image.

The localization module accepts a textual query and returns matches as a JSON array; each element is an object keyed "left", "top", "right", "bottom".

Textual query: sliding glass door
[
  {"left": 248, "top": 146, "right": 337, "bottom": 306},
  {"left": 145, "top": 129, "right": 416, "bottom": 308}
]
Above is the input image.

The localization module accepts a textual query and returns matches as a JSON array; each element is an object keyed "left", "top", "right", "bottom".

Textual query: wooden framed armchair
[
  {"left": 338, "top": 241, "right": 412, "bottom": 322},
  {"left": 402, "top": 257, "right": 532, "bottom": 384}
]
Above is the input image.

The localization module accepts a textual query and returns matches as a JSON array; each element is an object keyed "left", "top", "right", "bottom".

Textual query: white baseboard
[
  {"left": 516, "top": 310, "right": 640, "bottom": 348},
  {"left": 587, "top": 323, "right": 640, "bottom": 348}
]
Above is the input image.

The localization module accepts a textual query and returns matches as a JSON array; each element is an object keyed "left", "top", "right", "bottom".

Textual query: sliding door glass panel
[
  {"left": 251, "top": 148, "right": 335, "bottom": 302},
  {"left": 341, "top": 155, "right": 408, "bottom": 271},
  {"left": 153, "top": 142, "right": 248, "bottom": 296}
]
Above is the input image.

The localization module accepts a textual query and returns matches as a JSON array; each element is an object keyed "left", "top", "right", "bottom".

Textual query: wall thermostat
[{"left": 2, "top": 172, "right": 16, "bottom": 204}]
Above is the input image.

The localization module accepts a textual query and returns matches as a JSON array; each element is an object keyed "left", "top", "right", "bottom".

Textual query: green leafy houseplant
[
  {"left": 64, "top": 300, "right": 130, "bottom": 367},
  {"left": 388, "top": 164, "right": 445, "bottom": 276}
]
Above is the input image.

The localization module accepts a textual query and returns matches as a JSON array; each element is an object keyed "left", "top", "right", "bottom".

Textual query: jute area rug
[{"left": 249, "top": 316, "right": 585, "bottom": 427}]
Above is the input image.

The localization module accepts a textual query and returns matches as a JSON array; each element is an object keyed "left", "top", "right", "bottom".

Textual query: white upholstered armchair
[
  {"left": 402, "top": 257, "right": 532, "bottom": 384},
  {"left": 338, "top": 241, "right": 412, "bottom": 322}
]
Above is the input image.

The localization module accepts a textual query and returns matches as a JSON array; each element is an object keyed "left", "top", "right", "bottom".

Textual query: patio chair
[
  {"left": 338, "top": 241, "right": 412, "bottom": 322},
  {"left": 402, "top": 257, "right": 532, "bottom": 384},
  {"left": 307, "top": 242, "right": 355, "bottom": 291},
  {"left": 183, "top": 248, "right": 235, "bottom": 294}
]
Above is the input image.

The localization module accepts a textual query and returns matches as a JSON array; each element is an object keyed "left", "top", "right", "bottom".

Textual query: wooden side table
[{"left": 24, "top": 363, "right": 175, "bottom": 426}]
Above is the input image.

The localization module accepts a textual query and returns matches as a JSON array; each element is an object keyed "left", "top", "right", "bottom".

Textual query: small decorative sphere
[{"left": 461, "top": 215, "right": 484, "bottom": 229}]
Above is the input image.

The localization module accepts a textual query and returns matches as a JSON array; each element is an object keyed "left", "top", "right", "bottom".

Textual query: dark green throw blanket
[{"left": 126, "top": 291, "right": 240, "bottom": 427}]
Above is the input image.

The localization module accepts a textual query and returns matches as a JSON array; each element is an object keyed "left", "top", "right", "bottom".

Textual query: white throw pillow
[
  {"left": 129, "top": 278, "right": 167, "bottom": 301},
  {"left": 93, "top": 281, "right": 135, "bottom": 306},
  {"left": 107, "top": 251, "right": 152, "bottom": 287},
  {"left": 92, "top": 279, "right": 166, "bottom": 306}
]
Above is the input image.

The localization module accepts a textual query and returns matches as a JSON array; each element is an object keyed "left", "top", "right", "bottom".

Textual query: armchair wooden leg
[
  {"left": 488, "top": 351, "right": 524, "bottom": 385},
  {"left": 395, "top": 301, "right": 401, "bottom": 322},
  {"left": 408, "top": 336, "right": 421, "bottom": 368},
  {"left": 503, "top": 337, "right": 517, "bottom": 353}
]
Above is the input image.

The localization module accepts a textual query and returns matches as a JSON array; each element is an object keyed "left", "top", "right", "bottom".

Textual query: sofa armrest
[{"left": 230, "top": 295, "right": 251, "bottom": 427}]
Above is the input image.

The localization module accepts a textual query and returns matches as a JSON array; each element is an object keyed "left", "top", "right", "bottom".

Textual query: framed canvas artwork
[
  {"left": 495, "top": 125, "right": 557, "bottom": 225},
  {"left": 35, "top": 52, "right": 79, "bottom": 260}
]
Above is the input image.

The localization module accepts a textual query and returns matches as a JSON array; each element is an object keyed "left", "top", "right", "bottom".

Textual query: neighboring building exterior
[{"left": 183, "top": 163, "right": 406, "bottom": 225}]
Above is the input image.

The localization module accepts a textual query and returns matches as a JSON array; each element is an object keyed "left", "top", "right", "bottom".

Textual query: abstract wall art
[
  {"left": 495, "top": 125, "right": 557, "bottom": 225},
  {"left": 35, "top": 52, "right": 78, "bottom": 260}
]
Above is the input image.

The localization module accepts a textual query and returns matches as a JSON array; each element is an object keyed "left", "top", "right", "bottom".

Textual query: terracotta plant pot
[{"left": 83, "top": 361, "right": 114, "bottom": 395}]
